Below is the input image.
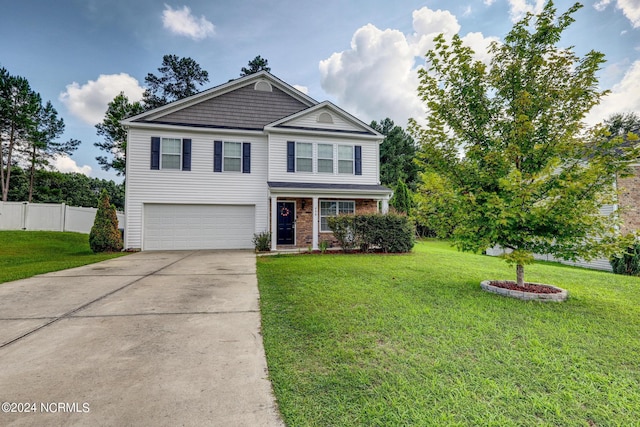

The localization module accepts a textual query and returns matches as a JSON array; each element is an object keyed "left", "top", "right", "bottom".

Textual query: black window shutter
[
  {"left": 287, "top": 141, "right": 295, "bottom": 172},
  {"left": 182, "top": 139, "right": 191, "bottom": 171},
  {"left": 355, "top": 145, "right": 362, "bottom": 175},
  {"left": 151, "top": 137, "right": 160, "bottom": 170},
  {"left": 214, "top": 140, "right": 222, "bottom": 172},
  {"left": 242, "top": 142, "right": 251, "bottom": 173}
]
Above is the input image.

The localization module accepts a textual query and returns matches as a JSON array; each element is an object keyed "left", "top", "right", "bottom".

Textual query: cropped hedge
[
  {"left": 327, "top": 213, "right": 415, "bottom": 253},
  {"left": 610, "top": 243, "right": 640, "bottom": 276}
]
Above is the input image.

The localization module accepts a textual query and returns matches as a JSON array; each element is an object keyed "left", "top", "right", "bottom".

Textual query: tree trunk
[{"left": 516, "top": 264, "right": 525, "bottom": 287}]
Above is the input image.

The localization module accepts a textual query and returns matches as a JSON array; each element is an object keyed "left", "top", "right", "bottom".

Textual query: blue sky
[{"left": 2, "top": 0, "right": 639, "bottom": 182}]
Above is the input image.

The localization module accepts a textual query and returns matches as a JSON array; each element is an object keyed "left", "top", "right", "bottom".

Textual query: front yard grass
[
  {"left": 257, "top": 240, "right": 640, "bottom": 426},
  {"left": 0, "top": 231, "right": 127, "bottom": 284}
]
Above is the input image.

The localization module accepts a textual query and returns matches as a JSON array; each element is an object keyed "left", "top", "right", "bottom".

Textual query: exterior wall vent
[
  {"left": 254, "top": 80, "right": 273, "bottom": 92},
  {"left": 317, "top": 112, "right": 333, "bottom": 124}
]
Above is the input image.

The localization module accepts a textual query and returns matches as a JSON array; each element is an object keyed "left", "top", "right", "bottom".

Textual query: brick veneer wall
[
  {"left": 285, "top": 198, "right": 380, "bottom": 248},
  {"left": 618, "top": 165, "right": 640, "bottom": 234}
]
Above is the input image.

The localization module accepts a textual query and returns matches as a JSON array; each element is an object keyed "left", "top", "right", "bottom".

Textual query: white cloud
[
  {"left": 617, "top": 0, "right": 640, "bottom": 27},
  {"left": 585, "top": 60, "right": 640, "bottom": 125},
  {"left": 595, "top": 0, "right": 613, "bottom": 12},
  {"left": 484, "top": 0, "right": 496, "bottom": 5},
  {"left": 293, "top": 84, "right": 309, "bottom": 94},
  {"left": 51, "top": 155, "right": 92, "bottom": 176},
  {"left": 162, "top": 4, "right": 215, "bottom": 40},
  {"left": 319, "top": 7, "right": 495, "bottom": 127},
  {"left": 594, "top": 0, "right": 640, "bottom": 27},
  {"left": 507, "top": 0, "right": 545, "bottom": 22},
  {"left": 59, "top": 73, "right": 144, "bottom": 125}
]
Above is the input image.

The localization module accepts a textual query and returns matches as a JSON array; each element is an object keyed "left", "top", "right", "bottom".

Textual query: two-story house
[{"left": 122, "top": 71, "right": 392, "bottom": 251}]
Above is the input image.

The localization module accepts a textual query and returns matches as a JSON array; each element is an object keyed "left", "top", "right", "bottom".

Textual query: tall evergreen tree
[
  {"left": 95, "top": 92, "right": 144, "bottom": 176},
  {"left": 240, "top": 55, "right": 271, "bottom": 76},
  {"left": 25, "top": 100, "right": 78, "bottom": 202},
  {"left": 0, "top": 68, "right": 40, "bottom": 201},
  {"left": 143, "top": 54, "right": 209, "bottom": 110},
  {"left": 370, "top": 118, "right": 419, "bottom": 189}
]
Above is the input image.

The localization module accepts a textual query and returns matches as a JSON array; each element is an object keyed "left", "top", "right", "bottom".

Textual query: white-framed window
[
  {"left": 224, "top": 141, "right": 242, "bottom": 172},
  {"left": 296, "top": 142, "right": 313, "bottom": 172},
  {"left": 338, "top": 145, "right": 354, "bottom": 174},
  {"left": 161, "top": 138, "right": 181, "bottom": 170},
  {"left": 317, "top": 144, "right": 334, "bottom": 173},
  {"left": 320, "top": 200, "right": 355, "bottom": 232}
]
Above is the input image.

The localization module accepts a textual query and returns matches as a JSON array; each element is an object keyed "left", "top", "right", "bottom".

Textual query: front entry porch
[{"left": 267, "top": 182, "right": 393, "bottom": 251}]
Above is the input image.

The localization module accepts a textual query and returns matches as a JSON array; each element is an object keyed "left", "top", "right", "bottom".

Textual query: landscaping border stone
[{"left": 480, "top": 280, "right": 568, "bottom": 302}]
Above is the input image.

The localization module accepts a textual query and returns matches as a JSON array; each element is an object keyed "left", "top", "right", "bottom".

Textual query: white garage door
[{"left": 144, "top": 204, "right": 255, "bottom": 250}]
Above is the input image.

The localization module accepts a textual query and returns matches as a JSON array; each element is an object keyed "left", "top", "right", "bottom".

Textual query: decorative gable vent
[
  {"left": 317, "top": 112, "right": 333, "bottom": 124},
  {"left": 254, "top": 80, "right": 273, "bottom": 92}
]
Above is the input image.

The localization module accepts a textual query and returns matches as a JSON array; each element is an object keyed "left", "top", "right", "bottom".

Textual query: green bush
[
  {"left": 89, "top": 190, "right": 123, "bottom": 253},
  {"left": 328, "top": 213, "right": 415, "bottom": 253},
  {"left": 252, "top": 231, "right": 271, "bottom": 252},
  {"left": 610, "top": 243, "right": 640, "bottom": 276}
]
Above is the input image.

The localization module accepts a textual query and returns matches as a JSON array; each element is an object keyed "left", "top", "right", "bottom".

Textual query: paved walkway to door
[{"left": 0, "top": 250, "right": 284, "bottom": 426}]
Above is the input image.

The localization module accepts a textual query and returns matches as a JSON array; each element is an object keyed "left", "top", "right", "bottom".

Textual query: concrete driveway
[{"left": 0, "top": 250, "right": 284, "bottom": 426}]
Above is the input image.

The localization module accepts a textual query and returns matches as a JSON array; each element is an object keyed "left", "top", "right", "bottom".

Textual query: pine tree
[{"left": 89, "top": 190, "right": 123, "bottom": 253}]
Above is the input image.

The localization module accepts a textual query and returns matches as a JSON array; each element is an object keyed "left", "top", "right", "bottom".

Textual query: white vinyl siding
[
  {"left": 317, "top": 144, "right": 333, "bottom": 173},
  {"left": 224, "top": 141, "right": 242, "bottom": 172},
  {"left": 338, "top": 145, "right": 354, "bottom": 174},
  {"left": 161, "top": 138, "right": 181, "bottom": 169},
  {"left": 296, "top": 142, "right": 312, "bottom": 172},
  {"left": 320, "top": 200, "right": 355, "bottom": 232},
  {"left": 124, "top": 128, "right": 268, "bottom": 250}
]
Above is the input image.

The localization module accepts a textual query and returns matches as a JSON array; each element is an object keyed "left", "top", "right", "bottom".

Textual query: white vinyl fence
[{"left": 0, "top": 202, "right": 124, "bottom": 234}]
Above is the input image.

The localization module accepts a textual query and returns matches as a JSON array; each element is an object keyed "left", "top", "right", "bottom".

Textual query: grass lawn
[
  {"left": 0, "top": 230, "right": 127, "bottom": 284},
  {"left": 257, "top": 240, "right": 640, "bottom": 426}
]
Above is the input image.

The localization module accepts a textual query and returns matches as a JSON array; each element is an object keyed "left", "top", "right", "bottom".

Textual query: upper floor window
[
  {"left": 287, "top": 141, "right": 361, "bottom": 175},
  {"left": 161, "top": 138, "right": 182, "bottom": 169},
  {"left": 224, "top": 141, "right": 242, "bottom": 172},
  {"left": 151, "top": 137, "right": 191, "bottom": 171},
  {"left": 338, "top": 145, "right": 354, "bottom": 174},
  {"left": 296, "top": 142, "right": 313, "bottom": 172},
  {"left": 317, "top": 144, "right": 333, "bottom": 173}
]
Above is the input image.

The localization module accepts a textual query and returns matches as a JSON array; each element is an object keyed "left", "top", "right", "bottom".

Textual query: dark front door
[{"left": 276, "top": 201, "right": 295, "bottom": 245}]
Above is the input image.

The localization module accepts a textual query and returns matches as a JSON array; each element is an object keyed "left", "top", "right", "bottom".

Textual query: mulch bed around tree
[{"left": 488, "top": 280, "right": 563, "bottom": 294}]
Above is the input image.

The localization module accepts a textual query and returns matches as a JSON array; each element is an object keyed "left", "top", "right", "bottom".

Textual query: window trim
[{"left": 319, "top": 200, "right": 356, "bottom": 233}]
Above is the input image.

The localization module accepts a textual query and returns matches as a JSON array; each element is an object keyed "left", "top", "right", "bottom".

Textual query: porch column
[
  {"left": 270, "top": 196, "right": 278, "bottom": 251},
  {"left": 381, "top": 197, "right": 390, "bottom": 214},
  {"left": 312, "top": 196, "right": 319, "bottom": 250}
]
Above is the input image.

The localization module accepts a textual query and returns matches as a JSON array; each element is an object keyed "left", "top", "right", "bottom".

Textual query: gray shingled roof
[{"left": 140, "top": 84, "right": 309, "bottom": 130}]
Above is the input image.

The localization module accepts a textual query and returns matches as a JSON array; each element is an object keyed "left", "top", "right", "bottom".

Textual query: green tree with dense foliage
[
  {"left": 25, "top": 100, "right": 79, "bottom": 201},
  {"left": 371, "top": 118, "right": 419, "bottom": 189},
  {"left": 411, "top": 1, "right": 639, "bottom": 287},
  {"left": 89, "top": 190, "right": 123, "bottom": 253},
  {"left": 95, "top": 92, "right": 144, "bottom": 176},
  {"left": 0, "top": 68, "right": 40, "bottom": 201},
  {"left": 6, "top": 166, "right": 125, "bottom": 209},
  {"left": 390, "top": 178, "right": 412, "bottom": 215},
  {"left": 240, "top": 55, "right": 271, "bottom": 76},
  {"left": 142, "top": 54, "right": 209, "bottom": 110}
]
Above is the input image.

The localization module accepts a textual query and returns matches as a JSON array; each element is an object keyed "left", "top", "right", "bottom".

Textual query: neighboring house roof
[{"left": 122, "top": 72, "right": 382, "bottom": 137}]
